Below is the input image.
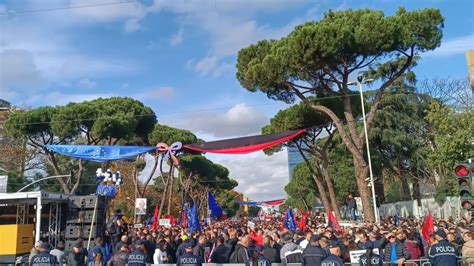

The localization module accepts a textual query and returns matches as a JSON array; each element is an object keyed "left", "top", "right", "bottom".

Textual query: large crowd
[{"left": 28, "top": 210, "right": 474, "bottom": 266}]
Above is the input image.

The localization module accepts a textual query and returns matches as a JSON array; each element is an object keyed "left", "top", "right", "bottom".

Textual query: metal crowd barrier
[{"left": 152, "top": 257, "right": 474, "bottom": 266}]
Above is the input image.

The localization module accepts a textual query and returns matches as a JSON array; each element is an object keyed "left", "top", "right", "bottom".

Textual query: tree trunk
[
  {"left": 320, "top": 160, "right": 340, "bottom": 220},
  {"left": 46, "top": 153, "right": 71, "bottom": 194},
  {"left": 311, "top": 173, "right": 331, "bottom": 213},
  {"left": 354, "top": 161, "right": 375, "bottom": 222},
  {"left": 399, "top": 171, "right": 411, "bottom": 201}
]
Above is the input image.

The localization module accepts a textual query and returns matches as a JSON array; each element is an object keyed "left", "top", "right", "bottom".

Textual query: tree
[
  {"left": 5, "top": 97, "right": 156, "bottom": 194},
  {"left": 285, "top": 162, "right": 320, "bottom": 211},
  {"left": 263, "top": 96, "right": 361, "bottom": 218},
  {"left": 236, "top": 7, "right": 444, "bottom": 221}
]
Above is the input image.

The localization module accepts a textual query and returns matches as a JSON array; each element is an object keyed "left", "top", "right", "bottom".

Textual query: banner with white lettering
[{"left": 350, "top": 249, "right": 379, "bottom": 263}]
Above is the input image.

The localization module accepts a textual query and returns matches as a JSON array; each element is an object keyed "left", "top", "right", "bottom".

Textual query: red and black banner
[{"left": 184, "top": 129, "right": 306, "bottom": 154}]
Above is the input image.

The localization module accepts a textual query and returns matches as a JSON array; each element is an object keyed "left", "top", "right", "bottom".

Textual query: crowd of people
[{"left": 28, "top": 209, "right": 474, "bottom": 266}]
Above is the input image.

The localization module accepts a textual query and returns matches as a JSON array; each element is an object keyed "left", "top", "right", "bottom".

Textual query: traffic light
[{"left": 454, "top": 161, "right": 473, "bottom": 210}]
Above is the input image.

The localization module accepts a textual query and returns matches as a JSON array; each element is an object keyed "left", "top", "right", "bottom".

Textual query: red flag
[
  {"left": 297, "top": 210, "right": 309, "bottom": 231},
  {"left": 164, "top": 214, "right": 177, "bottom": 225},
  {"left": 151, "top": 203, "right": 159, "bottom": 231},
  {"left": 421, "top": 212, "right": 434, "bottom": 244},
  {"left": 327, "top": 208, "right": 342, "bottom": 232}
]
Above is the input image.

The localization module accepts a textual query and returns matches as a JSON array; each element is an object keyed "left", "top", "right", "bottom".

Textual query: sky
[{"left": 0, "top": 0, "right": 473, "bottom": 201}]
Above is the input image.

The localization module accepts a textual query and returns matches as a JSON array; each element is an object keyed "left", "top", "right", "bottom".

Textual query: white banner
[
  {"left": 349, "top": 249, "right": 379, "bottom": 263},
  {"left": 135, "top": 198, "right": 147, "bottom": 215},
  {"left": 0, "top": 176, "right": 7, "bottom": 193},
  {"left": 247, "top": 221, "right": 255, "bottom": 229},
  {"left": 159, "top": 219, "right": 171, "bottom": 227}
]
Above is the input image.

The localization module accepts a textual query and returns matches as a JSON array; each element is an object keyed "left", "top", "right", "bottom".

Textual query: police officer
[
  {"left": 246, "top": 245, "right": 271, "bottom": 266},
  {"left": 30, "top": 242, "right": 59, "bottom": 266},
  {"left": 177, "top": 241, "right": 202, "bottom": 266},
  {"left": 429, "top": 229, "right": 458, "bottom": 266},
  {"left": 321, "top": 241, "right": 344, "bottom": 266},
  {"left": 302, "top": 234, "right": 327, "bottom": 266},
  {"left": 126, "top": 240, "right": 151, "bottom": 266},
  {"left": 359, "top": 241, "right": 383, "bottom": 266}
]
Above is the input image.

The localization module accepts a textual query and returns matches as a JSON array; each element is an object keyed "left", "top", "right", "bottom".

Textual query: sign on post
[
  {"left": 135, "top": 198, "right": 147, "bottom": 215},
  {"left": 349, "top": 249, "right": 379, "bottom": 263},
  {"left": 159, "top": 219, "right": 171, "bottom": 227}
]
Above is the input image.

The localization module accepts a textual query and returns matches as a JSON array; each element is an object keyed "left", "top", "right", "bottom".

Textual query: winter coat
[
  {"left": 462, "top": 239, "right": 474, "bottom": 266},
  {"left": 279, "top": 242, "right": 300, "bottom": 263},
  {"left": 382, "top": 241, "right": 411, "bottom": 262},
  {"left": 405, "top": 240, "right": 422, "bottom": 260},
  {"left": 230, "top": 244, "right": 249, "bottom": 263}
]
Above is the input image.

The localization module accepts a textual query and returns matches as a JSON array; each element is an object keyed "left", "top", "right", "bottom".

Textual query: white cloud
[
  {"left": 77, "top": 78, "right": 97, "bottom": 89},
  {"left": 172, "top": 103, "right": 268, "bottom": 138},
  {"left": 134, "top": 87, "right": 176, "bottom": 101},
  {"left": 150, "top": 0, "right": 314, "bottom": 77},
  {"left": 425, "top": 34, "right": 474, "bottom": 58},
  {"left": 0, "top": 49, "right": 44, "bottom": 88},
  {"left": 170, "top": 27, "right": 184, "bottom": 46},
  {"left": 21, "top": 91, "right": 115, "bottom": 106},
  {"left": 208, "top": 150, "right": 289, "bottom": 201}
]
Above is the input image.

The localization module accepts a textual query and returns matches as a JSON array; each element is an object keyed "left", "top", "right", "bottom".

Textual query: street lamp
[{"left": 348, "top": 75, "right": 378, "bottom": 224}]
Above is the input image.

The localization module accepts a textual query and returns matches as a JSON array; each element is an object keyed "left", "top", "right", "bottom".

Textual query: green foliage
[
  {"left": 6, "top": 172, "right": 27, "bottom": 192},
  {"left": 236, "top": 7, "right": 443, "bottom": 102},
  {"left": 326, "top": 140, "right": 358, "bottom": 202},
  {"left": 434, "top": 178, "right": 459, "bottom": 205},
  {"left": 179, "top": 155, "right": 238, "bottom": 190},
  {"left": 285, "top": 162, "right": 319, "bottom": 210},
  {"left": 148, "top": 123, "right": 198, "bottom": 147},
  {"left": 216, "top": 190, "right": 240, "bottom": 217},
  {"left": 384, "top": 177, "right": 403, "bottom": 204},
  {"left": 426, "top": 101, "right": 474, "bottom": 172},
  {"left": 248, "top": 206, "right": 260, "bottom": 217}
]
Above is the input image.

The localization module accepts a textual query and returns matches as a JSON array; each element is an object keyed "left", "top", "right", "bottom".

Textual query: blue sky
[{"left": 1, "top": 0, "right": 473, "bottom": 200}]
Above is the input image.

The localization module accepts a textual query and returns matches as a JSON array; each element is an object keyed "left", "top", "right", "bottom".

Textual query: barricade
[{"left": 149, "top": 257, "right": 474, "bottom": 266}]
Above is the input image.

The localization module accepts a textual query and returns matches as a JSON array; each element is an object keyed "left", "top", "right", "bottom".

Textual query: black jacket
[
  {"left": 30, "top": 251, "right": 59, "bottom": 266},
  {"left": 322, "top": 254, "right": 344, "bottom": 266},
  {"left": 382, "top": 241, "right": 410, "bottom": 262},
  {"left": 211, "top": 244, "right": 230, "bottom": 263},
  {"left": 230, "top": 244, "right": 249, "bottom": 263},
  {"left": 262, "top": 246, "right": 278, "bottom": 263},
  {"left": 177, "top": 252, "right": 203, "bottom": 266},
  {"left": 429, "top": 240, "right": 458, "bottom": 266},
  {"left": 302, "top": 244, "right": 327, "bottom": 266}
]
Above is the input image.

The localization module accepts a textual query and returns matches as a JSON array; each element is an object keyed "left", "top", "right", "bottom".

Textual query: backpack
[{"left": 106, "top": 217, "right": 118, "bottom": 235}]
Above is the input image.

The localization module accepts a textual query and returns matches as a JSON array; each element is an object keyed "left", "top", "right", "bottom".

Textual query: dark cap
[
  {"left": 364, "top": 241, "right": 374, "bottom": 249},
  {"left": 435, "top": 229, "right": 447, "bottom": 239},
  {"left": 283, "top": 234, "right": 292, "bottom": 242},
  {"left": 73, "top": 242, "right": 82, "bottom": 248},
  {"left": 310, "top": 234, "right": 320, "bottom": 242},
  {"left": 183, "top": 241, "right": 194, "bottom": 250},
  {"left": 254, "top": 245, "right": 264, "bottom": 252},
  {"left": 329, "top": 240, "right": 339, "bottom": 248},
  {"left": 40, "top": 242, "right": 51, "bottom": 250}
]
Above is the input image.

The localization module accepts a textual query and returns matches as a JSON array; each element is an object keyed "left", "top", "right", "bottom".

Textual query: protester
[
  {"left": 50, "top": 240, "right": 66, "bottom": 265},
  {"left": 462, "top": 231, "right": 474, "bottom": 266},
  {"left": 107, "top": 243, "right": 129, "bottom": 266},
  {"left": 210, "top": 236, "right": 230, "bottom": 263},
  {"left": 87, "top": 237, "right": 105, "bottom": 266},
  {"left": 64, "top": 241, "right": 87, "bottom": 266},
  {"left": 262, "top": 236, "right": 278, "bottom": 263},
  {"left": 153, "top": 240, "right": 169, "bottom": 264},
  {"left": 230, "top": 235, "right": 250, "bottom": 263},
  {"left": 382, "top": 231, "right": 410, "bottom": 264},
  {"left": 114, "top": 235, "right": 128, "bottom": 254},
  {"left": 347, "top": 194, "right": 357, "bottom": 221},
  {"left": 30, "top": 242, "right": 59, "bottom": 266}
]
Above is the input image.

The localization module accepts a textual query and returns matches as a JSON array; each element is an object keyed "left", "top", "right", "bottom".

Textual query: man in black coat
[
  {"left": 262, "top": 236, "right": 278, "bottom": 263},
  {"left": 211, "top": 236, "right": 230, "bottom": 263},
  {"left": 302, "top": 235, "right": 327, "bottom": 266},
  {"left": 230, "top": 236, "right": 250, "bottom": 263}
]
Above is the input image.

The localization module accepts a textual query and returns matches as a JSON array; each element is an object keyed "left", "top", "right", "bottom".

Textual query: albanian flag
[
  {"left": 151, "top": 203, "right": 159, "bottom": 231},
  {"left": 298, "top": 210, "right": 310, "bottom": 231},
  {"left": 327, "top": 208, "right": 342, "bottom": 232},
  {"left": 421, "top": 212, "right": 434, "bottom": 244}
]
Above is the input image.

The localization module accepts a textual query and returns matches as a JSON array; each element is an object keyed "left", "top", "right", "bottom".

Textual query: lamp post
[{"left": 349, "top": 75, "right": 378, "bottom": 224}]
